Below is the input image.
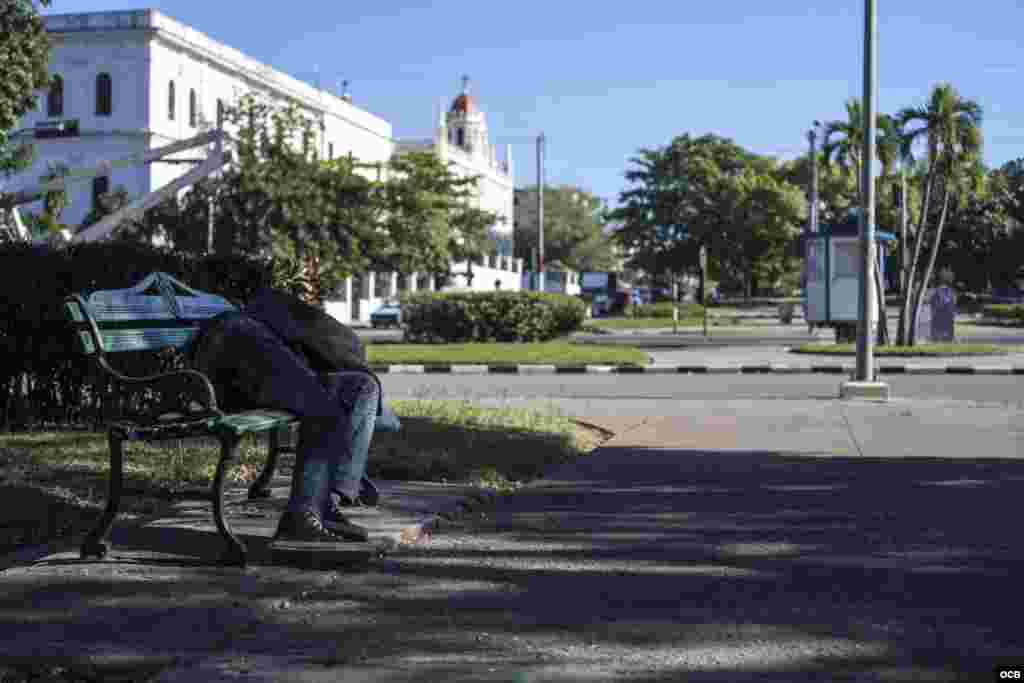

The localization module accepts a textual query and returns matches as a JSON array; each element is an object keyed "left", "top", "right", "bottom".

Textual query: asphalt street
[{"left": 381, "top": 373, "right": 1024, "bottom": 409}]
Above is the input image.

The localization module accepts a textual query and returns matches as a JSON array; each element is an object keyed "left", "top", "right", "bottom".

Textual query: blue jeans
[{"left": 193, "top": 314, "right": 378, "bottom": 517}]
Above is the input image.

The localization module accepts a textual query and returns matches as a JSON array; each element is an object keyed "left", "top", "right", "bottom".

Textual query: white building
[
  {"left": 5, "top": 9, "right": 521, "bottom": 324},
  {"left": 395, "top": 76, "right": 521, "bottom": 293}
]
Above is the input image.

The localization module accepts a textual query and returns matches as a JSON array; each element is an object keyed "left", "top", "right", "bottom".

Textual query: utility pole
[
  {"left": 843, "top": 0, "right": 888, "bottom": 400},
  {"left": 805, "top": 124, "right": 820, "bottom": 318},
  {"left": 537, "top": 132, "right": 545, "bottom": 292},
  {"left": 809, "top": 123, "right": 820, "bottom": 235}
]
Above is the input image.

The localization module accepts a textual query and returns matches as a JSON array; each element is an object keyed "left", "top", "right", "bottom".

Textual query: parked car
[{"left": 370, "top": 301, "right": 402, "bottom": 328}]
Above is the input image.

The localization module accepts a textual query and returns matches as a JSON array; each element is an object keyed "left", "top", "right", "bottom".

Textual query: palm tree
[
  {"left": 895, "top": 83, "right": 983, "bottom": 345},
  {"left": 875, "top": 113, "right": 911, "bottom": 298},
  {"left": 821, "top": 98, "right": 866, "bottom": 198},
  {"left": 821, "top": 99, "right": 894, "bottom": 343}
]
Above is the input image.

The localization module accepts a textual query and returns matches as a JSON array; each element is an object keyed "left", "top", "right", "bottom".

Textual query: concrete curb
[{"left": 370, "top": 363, "right": 1024, "bottom": 375}]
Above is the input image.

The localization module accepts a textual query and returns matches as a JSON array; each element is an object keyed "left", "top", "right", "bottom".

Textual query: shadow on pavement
[{"left": 0, "top": 447, "right": 1022, "bottom": 681}]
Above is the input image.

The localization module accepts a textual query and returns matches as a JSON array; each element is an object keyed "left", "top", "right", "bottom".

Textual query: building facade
[
  {"left": 395, "top": 76, "right": 520, "bottom": 293},
  {"left": 6, "top": 10, "right": 521, "bottom": 323}
]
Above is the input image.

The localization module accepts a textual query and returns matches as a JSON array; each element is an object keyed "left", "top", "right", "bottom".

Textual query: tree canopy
[
  {"left": 608, "top": 133, "right": 804, "bottom": 297},
  {"left": 513, "top": 185, "right": 617, "bottom": 272},
  {"left": 0, "top": 0, "right": 53, "bottom": 178}
]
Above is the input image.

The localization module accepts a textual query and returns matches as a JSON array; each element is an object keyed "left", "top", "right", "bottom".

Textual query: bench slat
[
  {"left": 215, "top": 410, "right": 297, "bottom": 436},
  {"left": 100, "top": 327, "right": 201, "bottom": 353},
  {"left": 86, "top": 297, "right": 176, "bottom": 322}
]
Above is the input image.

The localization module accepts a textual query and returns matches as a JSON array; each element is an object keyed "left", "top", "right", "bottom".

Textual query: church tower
[{"left": 446, "top": 75, "right": 488, "bottom": 159}]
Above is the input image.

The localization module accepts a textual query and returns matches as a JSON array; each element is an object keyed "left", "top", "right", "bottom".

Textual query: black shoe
[
  {"left": 359, "top": 476, "right": 380, "bottom": 507},
  {"left": 274, "top": 508, "right": 349, "bottom": 543},
  {"left": 322, "top": 496, "right": 371, "bottom": 543},
  {"left": 331, "top": 477, "right": 380, "bottom": 509}
]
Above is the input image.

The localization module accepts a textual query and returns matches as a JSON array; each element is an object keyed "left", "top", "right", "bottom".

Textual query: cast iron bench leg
[
  {"left": 248, "top": 426, "right": 284, "bottom": 500},
  {"left": 80, "top": 431, "right": 125, "bottom": 560},
  {"left": 213, "top": 433, "right": 247, "bottom": 567}
]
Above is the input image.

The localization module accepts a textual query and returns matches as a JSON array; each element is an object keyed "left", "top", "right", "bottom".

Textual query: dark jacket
[
  {"left": 189, "top": 288, "right": 383, "bottom": 416},
  {"left": 243, "top": 288, "right": 368, "bottom": 371}
]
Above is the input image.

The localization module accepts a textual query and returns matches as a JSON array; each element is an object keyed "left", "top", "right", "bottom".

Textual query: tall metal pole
[
  {"left": 809, "top": 124, "right": 820, "bottom": 234},
  {"left": 805, "top": 126, "right": 819, "bottom": 319},
  {"left": 537, "top": 132, "right": 545, "bottom": 292},
  {"left": 857, "top": 0, "right": 878, "bottom": 381}
]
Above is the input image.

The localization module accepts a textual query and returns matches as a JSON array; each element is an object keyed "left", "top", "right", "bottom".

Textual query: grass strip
[
  {"left": 0, "top": 401, "right": 610, "bottom": 551},
  {"left": 789, "top": 342, "right": 1012, "bottom": 356},
  {"left": 366, "top": 341, "right": 648, "bottom": 366}
]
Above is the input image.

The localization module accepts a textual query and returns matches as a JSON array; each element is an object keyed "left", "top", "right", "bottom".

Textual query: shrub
[
  {"left": 0, "top": 240, "right": 275, "bottom": 430},
  {"left": 400, "top": 291, "right": 586, "bottom": 343}
]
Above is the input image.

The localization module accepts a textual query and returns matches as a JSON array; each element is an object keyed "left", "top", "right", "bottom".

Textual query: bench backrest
[{"left": 64, "top": 271, "right": 237, "bottom": 356}]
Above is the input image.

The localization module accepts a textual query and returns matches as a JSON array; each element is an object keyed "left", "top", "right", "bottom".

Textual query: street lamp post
[
  {"left": 842, "top": 0, "right": 889, "bottom": 401},
  {"left": 537, "top": 132, "right": 545, "bottom": 292},
  {"left": 857, "top": 0, "right": 878, "bottom": 383},
  {"left": 809, "top": 122, "right": 821, "bottom": 235}
]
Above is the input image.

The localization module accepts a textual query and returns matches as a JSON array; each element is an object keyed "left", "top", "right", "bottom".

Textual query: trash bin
[{"left": 929, "top": 286, "right": 957, "bottom": 342}]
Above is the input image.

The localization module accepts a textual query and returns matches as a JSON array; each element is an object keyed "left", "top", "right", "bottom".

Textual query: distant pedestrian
[{"left": 631, "top": 289, "right": 643, "bottom": 317}]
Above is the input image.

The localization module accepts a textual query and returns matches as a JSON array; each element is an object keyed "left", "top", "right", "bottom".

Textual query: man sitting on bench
[{"left": 190, "top": 288, "right": 387, "bottom": 544}]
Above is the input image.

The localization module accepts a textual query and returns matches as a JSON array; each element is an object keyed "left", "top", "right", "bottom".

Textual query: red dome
[{"left": 449, "top": 93, "right": 477, "bottom": 114}]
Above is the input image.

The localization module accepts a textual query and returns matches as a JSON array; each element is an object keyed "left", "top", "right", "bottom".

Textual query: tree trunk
[
  {"left": 897, "top": 166, "right": 908, "bottom": 298},
  {"left": 910, "top": 186, "right": 952, "bottom": 346},
  {"left": 874, "top": 255, "right": 890, "bottom": 346},
  {"left": 900, "top": 166, "right": 936, "bottom": 345}
]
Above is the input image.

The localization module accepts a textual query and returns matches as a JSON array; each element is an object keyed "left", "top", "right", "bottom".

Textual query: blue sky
[{"left": 46, "top": 1, "right": 1023, "bottom": 207}]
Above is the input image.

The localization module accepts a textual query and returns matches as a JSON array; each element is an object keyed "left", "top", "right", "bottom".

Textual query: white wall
[
  {"left": 7, "top": 9, "right": 396, "bottom": 229},
  {"left": 5, "top": 22, "right": 151, "bottom": 227}
]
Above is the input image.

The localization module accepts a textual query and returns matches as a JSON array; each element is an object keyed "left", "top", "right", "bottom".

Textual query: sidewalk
[
  {"left": 571, "top": 398, "right": 1023, "bottom": 460},
  {"left": 0, "top": 478, "right": 496, "bottom": 572}
]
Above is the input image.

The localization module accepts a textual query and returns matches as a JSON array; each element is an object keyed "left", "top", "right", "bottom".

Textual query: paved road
[
  {"left": 358, "top": 325, "right": 1024, "bottom": 348},
  {"left": 382, "top": 374, "right": 1024, "bottom": 409}
]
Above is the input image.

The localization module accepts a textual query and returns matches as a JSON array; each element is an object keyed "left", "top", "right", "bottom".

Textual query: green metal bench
[{"left": 64, "top": 272, "right": 304, "bottom": 567}]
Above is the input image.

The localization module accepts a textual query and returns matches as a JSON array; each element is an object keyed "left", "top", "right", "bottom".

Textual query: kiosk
[{"left": 803, "top": 212, "right": 895, "bottom": 341}]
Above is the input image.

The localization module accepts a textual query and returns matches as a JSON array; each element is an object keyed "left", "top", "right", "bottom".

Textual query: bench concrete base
[{"left": 267, "top": 539, "right": 391, "bottom": 570}]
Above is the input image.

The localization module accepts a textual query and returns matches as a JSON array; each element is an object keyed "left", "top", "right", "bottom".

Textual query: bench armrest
[{"left": 97, "top": 355, "right": 222, "bottom": 420}]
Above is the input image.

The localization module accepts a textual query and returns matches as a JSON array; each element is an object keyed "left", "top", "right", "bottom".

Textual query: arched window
[
  {"left": 167, "top": 80, "right": 175, "bottom": 121},
  {"left": 456, "top": 128, "right": 464, "bottom": 147},
  {"left": 95, "top": 73, "right": 112, "bottom": 116},
  {"left": 189, "top": 89, "right": 197, "bottom": 127},
  {"left": 92, "top": 176, "right": 110, "bottom": 210},
  {"left": 47, "top": 75, "right": 64, "bottom": 117},
  {"left": 216, "top": 99, "right": 224, "bottom": 129}
]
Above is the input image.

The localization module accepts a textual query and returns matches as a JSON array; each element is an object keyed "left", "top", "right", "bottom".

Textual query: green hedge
[
  {"left": 983, "top": 304, "right": 1024, "bottom": 322},
  {"left": 632, "top": 301, "right": 705, "bottom": 319},
  {"left": 0, "top": 241, "right": 275, "bottom": 430},
  {"left": 400, "top": 291, "right": 587, "bottom": 343}
]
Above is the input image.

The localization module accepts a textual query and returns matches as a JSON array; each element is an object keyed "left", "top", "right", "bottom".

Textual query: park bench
[{"left": 63, "top": 271, "right": 378, "bottom": 567}]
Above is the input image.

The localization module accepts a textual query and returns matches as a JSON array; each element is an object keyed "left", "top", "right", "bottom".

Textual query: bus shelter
[{"left": 803, "top": 215, "right": 896, "bottom": 332}]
